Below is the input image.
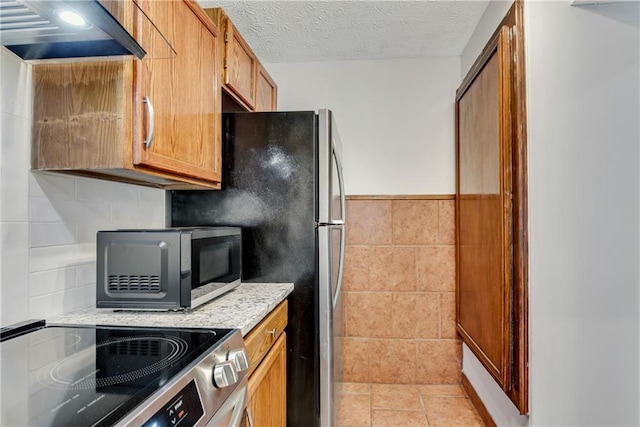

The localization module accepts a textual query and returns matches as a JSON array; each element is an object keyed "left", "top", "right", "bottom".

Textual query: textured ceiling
[{"left": 197, "top": 1, "right": 490, "bottom": 63}]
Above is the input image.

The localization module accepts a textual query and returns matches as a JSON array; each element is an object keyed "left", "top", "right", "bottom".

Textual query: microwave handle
[{"left": 181, "top": 233, "right": 191, "bottom": 275}]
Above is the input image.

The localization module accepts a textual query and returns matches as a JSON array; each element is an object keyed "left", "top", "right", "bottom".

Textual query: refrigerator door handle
[{"left": 333, "top": 224, "right": 346, "bottom": 309}]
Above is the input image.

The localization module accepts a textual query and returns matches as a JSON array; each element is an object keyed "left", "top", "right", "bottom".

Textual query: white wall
[
  {"left": 0, "top": 49, "right": 166, "bottom": 327},
  {"left": 265, "top": 58, "right": 460, "bottom": 195},
  {"left": 526, "top": 2, "right": 639, "bottom": 425},
  {"left": 460, "top": 0, "right": 514, "bottom": 77}
]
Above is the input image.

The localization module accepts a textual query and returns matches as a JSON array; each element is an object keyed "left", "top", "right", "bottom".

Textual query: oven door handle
[{"left": 205, "top": 380, "right": 248, "bottom": 427}]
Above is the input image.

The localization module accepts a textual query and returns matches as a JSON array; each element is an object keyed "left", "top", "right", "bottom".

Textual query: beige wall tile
[
  {"left": 346, "top": 292, "right": 393, "bottom": 338},
  {"left": 370, "top": 247, "right": 417, "bottom": 291},
  {"left": 343, "top": 196, "right": 462, "bottom": 392},
  {"left": 370, "top": 339, "right": 417, "bottom": 384},
  {"left": 391, "top": 293, "right": 439, "bottom": 339},
  {"left": 440, "top": 292, "right": 457, "bottom": 338},
  {"left": 343, "top": 245, "right": 371, "bottom": 291},
  {"left": 346, "top": 200, "right": 392, "bottom": 245},
  {"left": 343, "top": 338, "right": 371, "bottom": 383},
  {"left": 417, "top": 246, "right": 456, "bottom": 292},
  {"left": 415, "top": 340, "right": 462, "bottom": 384},
  {"left": 392, "top": 200, "right": 438, "bottom": 245},
  {"left": 437, "top": 200, "right": 456, "bottom": 244}
]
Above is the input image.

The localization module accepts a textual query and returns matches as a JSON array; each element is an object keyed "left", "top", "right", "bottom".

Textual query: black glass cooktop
[{"left": 0, "top": 324, "right": 232, "bottom": 427}]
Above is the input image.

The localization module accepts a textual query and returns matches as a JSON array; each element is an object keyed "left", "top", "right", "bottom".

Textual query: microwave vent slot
[{"left": 108, "top": 275, "right": 161, "bottom": 293}]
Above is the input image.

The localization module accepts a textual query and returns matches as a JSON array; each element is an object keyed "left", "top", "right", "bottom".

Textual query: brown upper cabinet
[
  {"left": 256, "top": 63, "right": 278, "bottom": 112},
  {"left": 455, "top": 1, "right": 528, "bottom": 414},
  {"left": 31, "top": 0, "right": 222, "bottom": 189},
  {"left": 205, "top": 8, "right": 278, "bottom": 112}
]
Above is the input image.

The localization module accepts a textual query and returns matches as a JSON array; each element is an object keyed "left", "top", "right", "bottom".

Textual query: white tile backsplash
[
  {"left": 29, "top": 283, "right": 95, "bottom": 319},
  {"left": 30, "top": 222, "right": 75, "bottom": 247},
  {"left": 76, "top": 176, "right": 138, "bottom": 202},
  {"left": 1, "top": 223, "right": 29, "bottom": 325},
  {"left": 29, "top": 198, "right": 64, "bottom": 222},
  {"left": 1, "top": 114, "right": 30, "bottom": 222},
  {"left": 29, "top": 172, "right": 76, "bottom": 200},
  {"left": 29, "top": 243, "right": 95, "bottom": 273},
  {"left": 0, "top": 48, "right": 32, "bottom": 118},
  {"left": 29, "top": 266, "right": 76, "bottom": 297},
  {"left": 75, "top": 262, "right": 96, "bottom": 287},
  {"left": 0, "top": 51, "right": 166, "bottom": 327}
]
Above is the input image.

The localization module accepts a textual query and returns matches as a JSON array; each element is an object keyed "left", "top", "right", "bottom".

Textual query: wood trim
[
  {"left": 184, "top": 0, "right": 219, "bottom": 36},
  {"left": 509, "top": 0, "right": 529, "bottom": 414},
  {"left": 462, "top": 373, "right": 497, "bottom": 427},
  {"left": 346, "top": 194, "right": 455, "bottom": 201},
  {"left": 499, "top": 24, "right": 515, "bottom": 393}
]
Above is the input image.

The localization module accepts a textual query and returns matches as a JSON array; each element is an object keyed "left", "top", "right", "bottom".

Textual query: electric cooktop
[{"left": 0, "top": 321, "right": 240, "bottom": 426}]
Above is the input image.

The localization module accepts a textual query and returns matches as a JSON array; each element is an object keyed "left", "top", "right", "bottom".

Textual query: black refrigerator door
[
  {"left": 171, "top": 111, "right": 320, "bottom": 427},
  {"left": 172, "top": 111, "right": 318, "bottom": 282}
]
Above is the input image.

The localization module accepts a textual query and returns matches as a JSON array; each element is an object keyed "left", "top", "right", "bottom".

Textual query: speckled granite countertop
[{"left": 48, "top": 283, "right": 293, "bottom": 336}]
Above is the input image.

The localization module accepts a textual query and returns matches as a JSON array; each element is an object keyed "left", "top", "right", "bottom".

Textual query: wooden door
[
  {"left": 247, "top": 333, "right": 287, "bottom": 427},
  {"left": 133, "top": 0, "right": 221, "bottom": 184},
  {"left": 456, "top": 2, "right": 528, "bottom": 413},
  {"left": 456, "top": 26, "right": 513, "bottom": 390}
]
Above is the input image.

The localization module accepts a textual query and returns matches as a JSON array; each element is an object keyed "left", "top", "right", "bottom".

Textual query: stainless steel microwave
[{"left": 96, "top": 227, "right": 241, "bottom": 310}]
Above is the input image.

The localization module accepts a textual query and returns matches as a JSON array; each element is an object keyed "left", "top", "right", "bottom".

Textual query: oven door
[{"left": 205, "top": 379, "right": 248, "bottom": 427}]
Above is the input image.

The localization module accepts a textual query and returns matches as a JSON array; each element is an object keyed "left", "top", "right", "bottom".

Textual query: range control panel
[{"left": 142, "top": 380, "right": 204, "bottom": 427}]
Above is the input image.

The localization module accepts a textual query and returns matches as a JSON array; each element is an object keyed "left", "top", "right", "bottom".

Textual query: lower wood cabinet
[
  {"left": 243, "top": 300, "right": 288, "bottom": 427},
  {"left": 246, "top": 333, "right": 286, "bottom": 427}
]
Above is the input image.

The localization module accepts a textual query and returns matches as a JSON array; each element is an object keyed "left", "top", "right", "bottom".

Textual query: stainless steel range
[{"left": 0, "top": 320, "right": 248, "bottom": 426}]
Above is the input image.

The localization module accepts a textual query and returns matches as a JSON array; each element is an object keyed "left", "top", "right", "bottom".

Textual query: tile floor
[{"left": 337, "top": 383, "right": 485, "bottom": 427}]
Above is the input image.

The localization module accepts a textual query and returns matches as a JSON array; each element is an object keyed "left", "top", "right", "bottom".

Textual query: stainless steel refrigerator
[{"left": 170, "top": 110, "right": 345, "bottom": 427}]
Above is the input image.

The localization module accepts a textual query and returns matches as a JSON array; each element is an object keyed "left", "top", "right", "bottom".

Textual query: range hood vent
[{"left": 0, "top": 0, "right": 145, "bottom": 60}]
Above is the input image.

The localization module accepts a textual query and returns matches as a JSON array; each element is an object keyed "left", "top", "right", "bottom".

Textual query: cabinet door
[
  {"left": 224, "top": 19, "right": 257, "bottom": 109},
  {"left": 133, "top": 0, "right": 221, "bottom": 184},
  {"left": 456, "top": 26, "right": 513, "bottom": 390},
  {"left": 255, "top": 64, "right": 277, "bottom": 112},
  {"left": 246, "top": 333, "right": 286, "bottom": 427}
]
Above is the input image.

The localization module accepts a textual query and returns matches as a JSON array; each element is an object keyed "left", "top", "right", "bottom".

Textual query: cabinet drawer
[{"left": 244, "top": 300, "right": 288, "bottom": 374}]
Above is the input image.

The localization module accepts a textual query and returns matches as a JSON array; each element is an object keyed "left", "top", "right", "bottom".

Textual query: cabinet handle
[
  {"left": 143, "top": 96, "right": 155, "bottom": 148},
  {"left": 267, "top": 328, "right": 277, "bottom": 338},
  {"left": 246, "top": 407, "right": 254, "bottom": 427}
]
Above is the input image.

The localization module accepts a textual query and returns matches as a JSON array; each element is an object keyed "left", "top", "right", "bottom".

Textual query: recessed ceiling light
[{"left": 57, "top": 10, "right": 87, "bottom": 27}]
